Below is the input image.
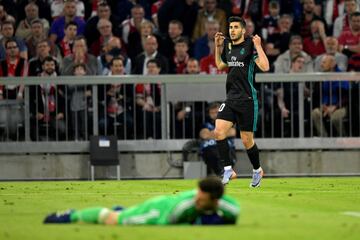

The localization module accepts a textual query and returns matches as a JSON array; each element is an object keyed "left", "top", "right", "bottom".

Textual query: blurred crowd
[{"left": 0, "top": 0, "right": 359, "bottom": 141}]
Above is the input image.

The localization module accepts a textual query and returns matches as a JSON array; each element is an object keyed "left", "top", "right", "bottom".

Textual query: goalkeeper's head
[{"left": 195, "top": 177, "right": 224, "bottom": 212}]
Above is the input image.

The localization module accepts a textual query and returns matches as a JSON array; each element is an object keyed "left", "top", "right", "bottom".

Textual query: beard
[
  {"left": 230, "top": 32, "right": 243, "bottom": 42},
  {"left": 45, "top": 69, "right": 55, "bottom": 75}
]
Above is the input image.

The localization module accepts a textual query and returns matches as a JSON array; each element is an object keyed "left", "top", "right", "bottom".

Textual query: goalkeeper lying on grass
[{"left": 44, "top": 177, "right": 240, "bottom": 225}]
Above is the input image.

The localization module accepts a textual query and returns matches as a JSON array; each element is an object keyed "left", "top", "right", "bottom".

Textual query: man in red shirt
[{"left": 338, "top": 12, "right": 360, "bottom": 71}]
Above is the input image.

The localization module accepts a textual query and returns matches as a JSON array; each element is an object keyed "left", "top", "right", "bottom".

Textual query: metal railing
[{"left": 0, "top": 73, "right": 359, "bottom": 153}]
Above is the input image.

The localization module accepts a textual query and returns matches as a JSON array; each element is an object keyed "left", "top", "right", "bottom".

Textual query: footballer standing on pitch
[{"left": 214, "top": 16, "right": 269, "bottom": 186}]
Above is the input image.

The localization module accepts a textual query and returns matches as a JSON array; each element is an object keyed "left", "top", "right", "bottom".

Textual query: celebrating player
[
  {"left": 214, "top": 16, "right": 270, "bottom": 186},
  {"left": 44, "top": 177, "right": 239, "bottom": 225}
]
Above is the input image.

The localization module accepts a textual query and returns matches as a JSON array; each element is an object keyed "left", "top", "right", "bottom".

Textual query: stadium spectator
[
  {"left": 338, "top": 12, "right": 360, "bottom": 71},
  {"left": 0, "top": 21, "right": 28, "bottom": 60},
  {"left": 50, "top": 0, "right": 85, "bottom": 19},
  {"left": 245, "top": 18, "right": 256, "bottom": 37},
  {"left": 132, "top": 35, "right": 169, "bottom": 75},
  {"left": 90, "top": 18, "right": 114, "bottom": 56},
  {"left": 193, "top": 19, "right": 219, "bottom": 61},
  {"left": 61, "top": 36, "right": 98, "bottom": 76},
  {"left": 28, "top": 39, "right": 60, "bottom": 77},
  {"left": 333, "top": 0, "right": 358, "bottom": 38},
  {"left": 169, "top": 37, "right": 190, "bottom": 74},
  {"left": 200, "top": 40, "right": 227, "bottom": 75},
  {"left": 0, "top": 4, "right": 15, "bottom": 27},
  {"left": 15, "top": 3, "right": 50, "bottom": 41},
  {"left": 57, "top": 21, "right": 77, "bottom": 58},
  {"left": 157, "top": 0, "right": 199, "bottom": 38},
  {"left": 186, "top": 57, "right": 200, "bottom": 74},
  {"left": 275, "top": 55, "right": 311, "bottom": 137},
  {"left": 97, "top": 36, "right": 131, "bottom": 75},
  {"left": 120, "top": 4, "right": 146, "bottom": 45},
  {"left": 303, "top": 20, "right": 327, "bottom": 59},
  {"left": 98, "top": 57, "right": 134, "bottom": 139},
  {"left": 29, "top": 56, "right": 65, "bottom": 141},
  {"left": 127, "top": 19, "right": 156, "bottom": 62},
  {"left": 294, "top": 0, "right": 327, "bottom": 39},
  {"left": 151, "top": 0, "right": 164, "bottom": 29},
  {"left": 49, "top": 0, "right": 86, "bottom": 44},
  {"left": 172, "top": 57, "right": 203, "bottom": 139},
  {"left": 314, "top": 37, "right": 348, "bottom": 72},
  {"left": 322, "top": 0, "right": 346, "bottom": 30},
  {"left": 159, "top": 20, "right": 183, "bottom": 61},
  {"left": 44, "top": 177, "right": 240, "bottom": 225},
  {"left": 68, "top": 63, "right": 92, "bottom": 140},
  {"left": 0, "top": 39, "right": 27, "bottom": 141},
  {"left": 261, "top": 0, "right": 280, "bottom": 41},
  {"left": 25, "top": 19, "right": 50, "bottom": 60},
  {"left": 192, "top": 0, "right": 226, "bottom": 42},
  {"left": 311, "top": 54, "right": 350, "bottom": 137},
  {"left": 274, "top": 35, "right": 313, "bottom": 73},
  {"left": 84, "top": 1, "right": 118, "bottom": 47},
  {"left": 15, "top": 0, "right": 52, "bottom": 24},
  {"left": 266, "top": 14, "right": 293, "bottom": 71},
  {"left": 199, "top": 102, "right": 236, "bottom": 176},
  {"left": 135, "top": 59, "right": 162, "bottom": 139}
]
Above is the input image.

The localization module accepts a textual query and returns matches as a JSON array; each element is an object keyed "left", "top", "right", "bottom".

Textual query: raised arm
[
  {"left": 252, "top": 35, "right": 270, "bottom": 72},
  {"left": 214, "top": 32, "right": 227, "bottom": 70}
]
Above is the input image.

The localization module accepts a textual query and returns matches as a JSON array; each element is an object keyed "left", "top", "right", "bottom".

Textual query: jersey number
[{"left": 218, "top": 103, "right": 225, "bottom": 112}]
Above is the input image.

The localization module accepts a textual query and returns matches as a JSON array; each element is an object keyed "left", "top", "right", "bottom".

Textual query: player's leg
[
  {"left": 44, "top": 207, "right": 122, "bottom": 225},
  {"left": 214, "top": 118, "right": 236, "bottom": 184},
  {"left": 240, "top": 131, "right": 263, "bottom": 187}
]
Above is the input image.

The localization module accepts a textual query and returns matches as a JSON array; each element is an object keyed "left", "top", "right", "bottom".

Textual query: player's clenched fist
[
  {"left": 252, "top": 34, "right": 262, "bottom": 47},
  {"left": 215, "top": 32, "right": 225, "bottom": 47}
]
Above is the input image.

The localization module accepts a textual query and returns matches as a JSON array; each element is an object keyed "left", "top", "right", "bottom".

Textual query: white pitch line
[{"left": 342, "top": 211, "right": 360, "bottom": 218}]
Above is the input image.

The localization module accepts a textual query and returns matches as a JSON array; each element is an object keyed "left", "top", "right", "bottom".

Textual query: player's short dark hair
[
  {"left": 228, "top": 16, "right": 246, "bottom": 28},
  {"left": 199, "top": 177, "right": 224, "bottom": 200}
]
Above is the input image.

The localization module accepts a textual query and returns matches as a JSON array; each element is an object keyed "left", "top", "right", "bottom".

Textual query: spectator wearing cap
[
  {"left": 15, "top": 2, "right": 50, "bottom": 41},
  {"left": 49, "top": 0, "right": 86, "bottom": 44}
]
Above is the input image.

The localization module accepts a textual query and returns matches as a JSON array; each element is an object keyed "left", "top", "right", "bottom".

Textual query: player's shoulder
[{"left": 218, "top": 194, "right": 240, "bottom": 214}]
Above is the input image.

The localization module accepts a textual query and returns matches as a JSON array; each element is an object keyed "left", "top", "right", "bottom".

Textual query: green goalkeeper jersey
[{"left": 117, "top": 190, "right": 240, "bottom": 225}]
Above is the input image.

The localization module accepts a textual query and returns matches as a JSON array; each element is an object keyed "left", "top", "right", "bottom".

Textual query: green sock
[{"left": 70, "top": 207, "right": 111, "bottom": 224}]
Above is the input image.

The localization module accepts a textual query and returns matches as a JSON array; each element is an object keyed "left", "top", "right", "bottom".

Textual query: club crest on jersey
[{"left": 240, "top": 48, "right": 245, "bottom": 55}]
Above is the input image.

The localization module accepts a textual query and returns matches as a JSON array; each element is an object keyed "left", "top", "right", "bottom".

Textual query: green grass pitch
[{"left": 0, "top": 177, "right": 359, "bottom": 240}]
